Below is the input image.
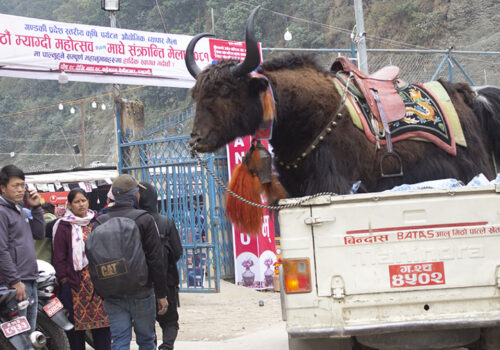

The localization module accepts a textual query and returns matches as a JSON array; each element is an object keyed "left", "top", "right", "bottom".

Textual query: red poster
[
  {"left": 209, "top": 39, "right": 262, "bottom": 61},
  {"left": 227, "top": 136, "right": 277, "bottom": 289},
  {"left": 39, "top": 192, "right": 69, "bottom": 206}
]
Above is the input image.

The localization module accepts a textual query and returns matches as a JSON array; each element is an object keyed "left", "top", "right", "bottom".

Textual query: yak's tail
[{"left": 473, "top": 85, "right": 500, "bottom": 167}]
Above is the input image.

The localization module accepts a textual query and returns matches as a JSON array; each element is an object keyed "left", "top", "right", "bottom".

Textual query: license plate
[
  {"left": 1, "top": 316, "right": 30, "bottom": 338},
  {"left": 389, "top": 261, "right": 446, "bottom": 288},
  {"left": 43, "top": 297, "right": 64, "bottom": 317}
]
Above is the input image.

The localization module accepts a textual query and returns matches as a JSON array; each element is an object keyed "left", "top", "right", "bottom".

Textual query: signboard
[
  {"left": 0, "top": 13, "right": 254, "bottom": 87},
  {"left": 227, "top": 136, "right": 277, "bottom": 289},
  {"left": 39, "top": 191, "right": 70, "bottom": 206},
  {"left": 39, "top": 191, "right": 70, "bottom": 215}
]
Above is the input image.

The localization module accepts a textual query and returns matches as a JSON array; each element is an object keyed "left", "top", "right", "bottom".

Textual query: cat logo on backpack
[
  {"left": 85, "top": 210, "right": 150, "bottom": 298},
  {"left": 95, "top": 259, "right": 128, "bottom": 279}
]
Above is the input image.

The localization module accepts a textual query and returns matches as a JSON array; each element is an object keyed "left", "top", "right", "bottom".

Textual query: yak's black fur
[{"left": 190, "top": 53, "right": 500, "bottom": 197}]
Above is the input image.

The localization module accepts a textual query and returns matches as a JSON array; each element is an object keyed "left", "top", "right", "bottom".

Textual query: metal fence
[
  {"left": 118, "top": 110, "right": 234, "bottom": 293},
  {"left": 262, "top": 47, "right": 500, "bottom": 86}
]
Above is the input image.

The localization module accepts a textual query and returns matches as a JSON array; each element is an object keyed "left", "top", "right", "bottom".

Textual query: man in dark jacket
[
  {"left": 101, "top": 174, "right": 168, "bottom": 350},
  {"left": 0, "top": 164, "right": 45, "bottom": 331},
  {"left": 139, "top": 182, "right": 181, "bottom": 350}
]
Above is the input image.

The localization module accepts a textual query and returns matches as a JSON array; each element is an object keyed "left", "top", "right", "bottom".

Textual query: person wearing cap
[{"left": 101, "top": 174, "right": 168, "bottom": 350}]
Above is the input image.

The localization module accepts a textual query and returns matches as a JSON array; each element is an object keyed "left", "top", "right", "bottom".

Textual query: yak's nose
[{"left": 189, "top": 133, "right": 201, "bottom": 148}]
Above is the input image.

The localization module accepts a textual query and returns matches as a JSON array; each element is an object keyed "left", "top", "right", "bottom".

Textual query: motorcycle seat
[{"left": 0, "top": 288, "right": 17, "bottom": 305}]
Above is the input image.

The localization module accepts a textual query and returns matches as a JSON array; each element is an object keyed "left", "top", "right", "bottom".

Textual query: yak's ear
[{"left": 249, "top": 76, "right": 269, "bottom": 96}]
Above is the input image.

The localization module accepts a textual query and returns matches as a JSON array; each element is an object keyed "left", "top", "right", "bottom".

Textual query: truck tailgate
[{"left": 279, "top": 184, "right": 500, "bottom": 332}]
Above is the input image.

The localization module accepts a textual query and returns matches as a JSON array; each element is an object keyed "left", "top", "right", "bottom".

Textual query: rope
[{"left": 190, "top": 148, "right": 337, "bottom": 210}]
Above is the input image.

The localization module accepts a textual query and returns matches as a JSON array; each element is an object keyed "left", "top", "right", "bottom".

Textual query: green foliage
[{"left": 365, "top": 0, "right": 447, "bottom": 46}]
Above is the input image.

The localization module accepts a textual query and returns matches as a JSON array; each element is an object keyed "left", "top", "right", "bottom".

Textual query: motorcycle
[
  {"left": 36, "top": 260, "right": 72, "bottom": 350},
  {"left": 0, "top": 286, "right": 46, "bottom": 349}
]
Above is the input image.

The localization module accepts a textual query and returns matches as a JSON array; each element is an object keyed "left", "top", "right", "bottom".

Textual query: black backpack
[
  {"left": 156, "top": 215, "right": 183, "bottom": 263},
  {"left": 85, "top": 210, "right": 149, "bottom": 298}
]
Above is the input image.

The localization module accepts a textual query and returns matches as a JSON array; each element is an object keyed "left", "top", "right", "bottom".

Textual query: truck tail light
[{"left": 283, "top": 258, "right": 312, "bottom": 294}]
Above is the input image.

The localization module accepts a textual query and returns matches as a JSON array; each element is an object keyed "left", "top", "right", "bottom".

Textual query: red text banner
[{"left": 0, "top": 13, "right": 261, "bottom": 87}]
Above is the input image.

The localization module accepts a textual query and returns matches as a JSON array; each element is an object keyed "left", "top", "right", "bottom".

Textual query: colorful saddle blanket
[{"left": 334, "top": 79, "right": 467, "bottom": 156}]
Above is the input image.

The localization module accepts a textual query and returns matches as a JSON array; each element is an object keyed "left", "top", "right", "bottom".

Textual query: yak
[{"left": 185, "top": 7, "right": 500, "bottom": 231}]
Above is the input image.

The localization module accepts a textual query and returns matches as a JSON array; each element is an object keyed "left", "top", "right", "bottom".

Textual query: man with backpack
[
  {"left": 139, "top": 182, "right": 182, "bottom": 350},
  {"left": 86, "top": 174, "right": 168, "bottom": 350}
]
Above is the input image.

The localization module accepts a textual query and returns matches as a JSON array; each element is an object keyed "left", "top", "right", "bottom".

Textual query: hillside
[{"left": 0, "top": 0, "right": 498, "bottom": 172}]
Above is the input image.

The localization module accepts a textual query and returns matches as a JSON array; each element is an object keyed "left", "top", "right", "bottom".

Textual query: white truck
[{"left": 278, "top": 182, "right": 500, "bottom": 350}]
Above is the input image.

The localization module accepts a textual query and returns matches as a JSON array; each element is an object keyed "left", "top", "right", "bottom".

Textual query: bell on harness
[{"left": 244, "top": 139, "right": 273, "bottom": 184}]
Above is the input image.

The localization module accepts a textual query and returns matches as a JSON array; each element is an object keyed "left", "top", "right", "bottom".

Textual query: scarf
[{"left": 52, "top": 208, "right": 95, "bottom": 271}]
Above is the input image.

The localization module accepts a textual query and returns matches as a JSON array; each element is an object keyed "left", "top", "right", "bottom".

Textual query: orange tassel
[
  {"left": 226, "top": 163, "right": 264, "bottom": 235},
  {"left": 262, "top": 175, "right": 288, "bottom": 203},
  {"left": 260, "top": 89, "right": 276, "bottom": 123}
]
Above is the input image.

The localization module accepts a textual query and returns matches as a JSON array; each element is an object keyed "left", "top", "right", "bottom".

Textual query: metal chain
[
  {"left": 190, "top": 149, "right": 337, "bottom": 210},
  {"left": 274, "top": 73, "right": 353, "bottom": 169}
]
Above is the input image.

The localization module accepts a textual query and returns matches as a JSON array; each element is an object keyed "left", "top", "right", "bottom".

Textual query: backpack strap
[
  {"left": 96, "top": 209, "right": 148, "bottom": 225},
  {"left": 95, "top": 213, "right": 110, "bottom": 225},
  {"left": 122, "top": 209, "right": 148, "bottom": 222}
]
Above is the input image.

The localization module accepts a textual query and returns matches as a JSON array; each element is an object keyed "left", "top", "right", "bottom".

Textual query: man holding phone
[{"left": 0, "top": 164, "right": 45, "bottom": 331}]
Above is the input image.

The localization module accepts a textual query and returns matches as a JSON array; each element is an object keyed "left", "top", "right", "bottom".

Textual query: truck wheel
[
  {"left": 479, "top": 327, "right": 500, "bottom": 350},
  {"left": 37, "top": 312, "right": 70, "bottom": 350},
  {"left": 288, "top": 335, "right": 353, "bottom": 350}
]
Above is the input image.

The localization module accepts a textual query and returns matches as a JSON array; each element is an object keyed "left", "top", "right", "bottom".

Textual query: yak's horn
[
  {"left": 230, "top": 6, "right": 261, "bottom": 77},
  {"left": 185, "top": 33, "right": 214, "bottom": 78}
]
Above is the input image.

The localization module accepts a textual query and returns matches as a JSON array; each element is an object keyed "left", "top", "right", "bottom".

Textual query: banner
[
  {"left": 39, "top": 191, "right": 70, "bottom": 206},
  {"left": 227, "top": 136, "right": 277, "bottom": 290},
  {"left": 0, "top": 13, "right": 256, "bottom": 87}
]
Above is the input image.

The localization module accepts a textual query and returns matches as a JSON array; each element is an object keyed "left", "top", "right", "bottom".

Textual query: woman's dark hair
[
  {"left": 0, "top": 165, "right": 25, "bottom": 187},
  {"left": 67, "top": 188, "right": 88, "bottom": 203},
  {"left": 41, "top": 202, "right": 55, "bottom": 214}
]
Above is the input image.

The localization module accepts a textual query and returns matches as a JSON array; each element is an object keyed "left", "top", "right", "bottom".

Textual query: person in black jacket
[
  {"left": 102, "top": 174, "right": 168, "bottom": 349},
  {"left": 139, "top": 182, "right": 181, "bottom": 350},
  {"left": 0, "top": 165, "right": 45, "bottom": 331}
]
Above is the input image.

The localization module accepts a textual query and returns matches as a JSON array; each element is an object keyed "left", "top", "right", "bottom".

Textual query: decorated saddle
[{"left": 331, "top": 57, "right": 466, "bottom": 156}]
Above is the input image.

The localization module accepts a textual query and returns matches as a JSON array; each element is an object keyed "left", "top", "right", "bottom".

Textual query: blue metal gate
[{"left": 117, "top": 107, "right": 234, "bottom": 292}]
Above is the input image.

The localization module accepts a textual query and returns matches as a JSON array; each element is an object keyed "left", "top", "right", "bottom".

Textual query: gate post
[{"left": 118, "top": 100, "right": 146, "bottom": 179}]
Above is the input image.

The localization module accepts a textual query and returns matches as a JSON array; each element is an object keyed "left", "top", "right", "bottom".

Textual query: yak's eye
[{"left": 220, "top": 84, "right": 230, "bottom": 97}]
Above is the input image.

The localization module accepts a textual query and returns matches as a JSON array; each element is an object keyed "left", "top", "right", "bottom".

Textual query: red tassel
[{"left": 226, "top": 163, "right": 264, "bottom": 235}]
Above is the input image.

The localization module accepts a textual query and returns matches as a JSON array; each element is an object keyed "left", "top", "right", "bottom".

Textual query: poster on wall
[
  {"left": 226, "top": 136, "right": 278, "bottom": 290},
  {"left": 39, "top": 191, "right": 70, "bottom": 214}
]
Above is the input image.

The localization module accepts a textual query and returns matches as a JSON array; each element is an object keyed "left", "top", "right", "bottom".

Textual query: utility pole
[
  {"left": 59, "top": 126, "right": 79, "bottom": 168},
  {"left": 353, "top": 0, "right": 369, "bottom": 74},
  {"left": 108, "top": 8, "right": 121, "bottom": 171},
  {"left": 80, "top": 102, "right": 86, "bottom": 168},
  {"left": 109, "top": 11, "right": 120, "bottom": 100},
  {"left": 211, "top": 8, "right": 215, "bottom": 35}
]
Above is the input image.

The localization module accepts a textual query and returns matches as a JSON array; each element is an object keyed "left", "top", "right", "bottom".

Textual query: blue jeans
[
  {"left": 103, "top": 289, "right": 156, "bottom": 350},
  {"left": 5, "top": 280, "right": 38, "bottom": 332}
]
